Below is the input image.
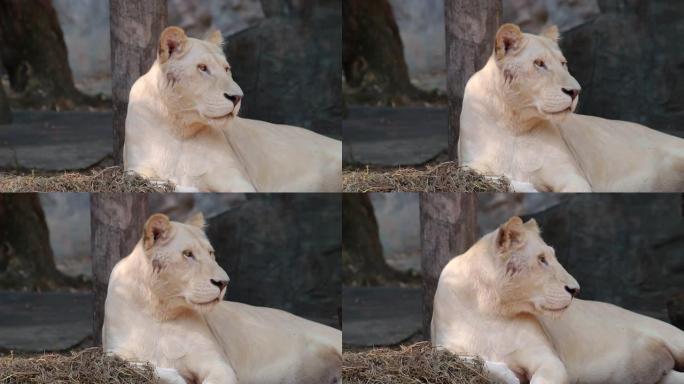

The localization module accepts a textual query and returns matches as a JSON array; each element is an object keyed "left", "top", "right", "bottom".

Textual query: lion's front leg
[
  {"left": 155, "top": 366, "right": 188, "bottom": 384},
  {"left": 186, "top": 353, "right": 239, "bottom": 384},
  {"left": 201, "top": 168, "right": 256, "bottom": 193}
]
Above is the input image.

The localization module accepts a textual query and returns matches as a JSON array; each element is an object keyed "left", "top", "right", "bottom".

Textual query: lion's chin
[
  {"left": 539, "top": 303, "right": 571, "bottom": 318},
  {"left": 188, "top": 297, "right": 221, "bottom": 312}
]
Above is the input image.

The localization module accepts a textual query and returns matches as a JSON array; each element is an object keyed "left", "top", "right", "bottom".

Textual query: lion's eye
[
  {"left": 225, "top": 67, "right": 230, "bottom": 72},
  {"left": 198, "top": 64, "right": 208, "bottom": 73},
  {"left": 183, "top": 250, "right": 195, "bottom": 259},
  {"left": 538, "top": 254, "right": 548, "bottom": 265},
  {"left": 534, "top": 59, "right": 546, "bottom": 69},
  {"left": 209, "top": 250, "right": 215, "bottom": 258}
]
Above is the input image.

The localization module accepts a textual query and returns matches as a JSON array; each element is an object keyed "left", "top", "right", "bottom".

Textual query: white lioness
[
  {"left": 102, "top": 213, "right": 341, "bottom": 384},
  {"left": 458, "top": 24, "right": 684, "bottom": 192},
  {"left": 432, "top": 216, "right": 684, "bottom": 384},
  {"left": 124, "top": 27, "right": 342, "bottom": 192}
]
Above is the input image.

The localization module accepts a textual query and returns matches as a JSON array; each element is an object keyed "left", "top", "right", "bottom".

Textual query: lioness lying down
[
  {"left": 432, "top": 217, "right": 684, "bottom": 384},
  {"left": 458, "top": 23, "right": 684, "bottom": 192},
  {"left": 124, "top": 27, "right": 342, "bottom": 192},
  {"left": 102, "top": 213, "right": 341, "bottom": 384}
]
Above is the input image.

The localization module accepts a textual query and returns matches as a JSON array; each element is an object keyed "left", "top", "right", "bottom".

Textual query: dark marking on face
[
  {"left": 152, "top": 259, "right": 163, "bottom": 274},
  {"left": 166, "top": 72, "right": 177, "bottom": 87},
  {"left": 506, "top": 260, "right": 518, "bottom": 276},
  {"left": 504, "top": 69, "right": 514, "bottom": 84}
]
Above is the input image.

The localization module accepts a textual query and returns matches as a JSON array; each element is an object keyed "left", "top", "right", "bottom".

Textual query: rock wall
[
  {"left": 561, "top": 0, "right": 684, "bottom": 138},
  {"left": 205, "top": 194, "right": 341, "bottom": 328},
  {"left": 527, "top": 194, "right": 684, "bottom": 322},
  {"left": 225, "top": 0, "right": 342, "bottom": 138}
]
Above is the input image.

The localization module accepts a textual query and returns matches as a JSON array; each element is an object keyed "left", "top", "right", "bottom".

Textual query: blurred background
[
  {"left": 0, "top": 0, "right": 340, "bottom": 174},
  {"left": 343, "top": 0, "right": 684, "bottom": 169},
  {"left": 0, "top": 193, "right": 341, "bottom": 355},
  {"left": 343, "top": 193, "right": 684, "bottom": 348}
]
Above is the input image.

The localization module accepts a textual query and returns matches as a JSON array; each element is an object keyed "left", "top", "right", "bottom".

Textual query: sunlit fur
[
  {"left": 124, "top": 26, "right": 342, "bottom": 192},
  {"left": 459, "top": 23, "right": 684, "bottom": 192},
  {"left": 103, "top": 213, "right": 342, "bottom": 384},
  {"left": 432, "top": 216, "right": 684, "bottom": 384}
]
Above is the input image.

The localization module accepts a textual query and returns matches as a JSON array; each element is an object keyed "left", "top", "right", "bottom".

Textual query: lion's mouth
[
  {"left": 541, "top": 304, "right": 570, "bottom": 312},
  {"left": 191, "top": 297, "right": 221, "bottom": 306},
  {"left": 545, "top": 107, "right": 572, "bottom": 115}
]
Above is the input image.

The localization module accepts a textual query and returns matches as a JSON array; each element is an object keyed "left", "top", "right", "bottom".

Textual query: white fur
[
  {"left": 459, "top": 24, "right": 684, "bottom": 192},
  {"left": 124, "top": 27, "right": 341, "bottom": 192},
  {"left": 432, "top": 216, "right": 684, "bottom": 384},
  {"left": 103, "top": 213, "right": 341, "bottom": 384}
]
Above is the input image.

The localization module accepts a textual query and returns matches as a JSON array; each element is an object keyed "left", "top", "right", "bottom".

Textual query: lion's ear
[
  {"left": 144, "top": 213, "right": 174, "bottom": 251},
  {"left": 496, "top": 216, "right": 526, "bottom": 255},
  {"left": 206, "top": 30, "right": 223, "bottom": 47},
  {"left": 185, "top": 212, "right": 205, "bottom": 229},
  {"left": 523, "top": 218, "right": 540, "bottom": 233},
  {"left": 540, "top": 25, "right": 560, "bottom": 42},
  {"left": 159, "top": 26, "right": 188, "bottom": 64},
  {"left": 495, "top": 23, "right": 524, "bottom": 60}
]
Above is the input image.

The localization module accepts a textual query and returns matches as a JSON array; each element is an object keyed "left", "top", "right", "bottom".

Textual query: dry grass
[
  {"left": 0, "top": 348, "right": 157, "bottom": 384},
  {"left": 343, "top": 342, "right": 489, "bottom": 384},
  {"left": 0, "top": 167, "right": 174, "bottom": 192},
  {"left": 343, "top": 162, "right": 510, "bottom": 193}
]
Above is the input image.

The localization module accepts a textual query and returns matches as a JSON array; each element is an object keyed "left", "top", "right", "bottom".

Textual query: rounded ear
[
  {"left": 206, "top": 30, "right": 223, "bottom": 47},
  {"left": 540, "top": 25, "right": 560, "bottom": 42},
  {"left": 185, "top": 212, "right": 206, "bottom": 229},
  {"left": 496, "top": 216, "right": 526, "bottom": 255},
  {"left": 158, "top": 26, "right": 188, "bottom": 64},
  {"left": 143, "top": 213, "right": 174, "bottom": 252},
  {"left": 523, "top": 218, "right": 540, "bottom": 233},
  {"left": 495, "top": 23, "right": 524, "bottom": 60}
]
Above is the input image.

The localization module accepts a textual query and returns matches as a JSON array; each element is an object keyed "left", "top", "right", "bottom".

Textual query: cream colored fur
[
  {"left": 102, "top": 213, "right": 341, "bottom": 384},
  {"left": 124, "top": 26, "right": 342, "bottom": 192},
  {"left": 432, "top": 217, "right": 684, "bottom": 384},
  {"left": 458, "top": 24, "right": 684, "bottom": 192}
]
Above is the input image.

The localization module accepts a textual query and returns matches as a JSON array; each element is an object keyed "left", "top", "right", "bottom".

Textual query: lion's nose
[
  {"left": 565, "top": 285, "right": 580, "bottom": 297},
  {"left": 223, "top": 93, "right": 241, "bottom": 105},
  {"left": 562, "top": 88, "right": 580, "bottom": 101},
  {"left": 210, "top": 279, "right": 228, "bottom": 291}
]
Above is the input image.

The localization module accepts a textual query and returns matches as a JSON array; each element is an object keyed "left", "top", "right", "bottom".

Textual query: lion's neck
[{"left": 472, "top": 58, "right": 549, "bottom": 134}]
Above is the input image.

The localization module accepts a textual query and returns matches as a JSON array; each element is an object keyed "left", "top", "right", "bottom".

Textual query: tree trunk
[
  {"left": 419, "top": 192, "right": 477, "bottom": 339},
  {"left": 0, "top": 0, "right": 83, "bottom": 109},
  {"left": 342, "top": 0, "right": 418, "bottom": 105},
  {"left": 445, "top": 0, "right": 501, "bottom": 160},
  {"left": 0, "top": 194, "right": 65, "bottom": 290},
  {"left": 90, "top": 193, "right": 148, "bottom": 345},
  {"left": 110, "top": 0, "right": 167, "bottom": 165},
  {"left": 0, "top": 82, "right": 10, "bottom": 124},
  {"left": 342, "top": 193, "right": 402, "bottom": 286}
]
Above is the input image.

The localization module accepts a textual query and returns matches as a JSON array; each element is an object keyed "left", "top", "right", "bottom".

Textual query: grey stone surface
[
  {"left": 562, "top": 0, "right": 684, "bottom": 139},
  {"left": 343, "top": 106, "right": 447, "bottom": 166},
  {"left": 343, "top": 286, "right": 422, "bottom": 347},
  {"left": 0, "top": 291, "right": 93, "bottom": 352},
  {"left": 225, "top": 0, "right": 342, "bottom": 139},
  {"left": 528, "top": 194, "right": 684, "bottom": 322},
  {"left": 206, "top": 194, "right": 341, "bottom": 329},
  {"left": 0, "top": 111, "right": 112, "bottom": 171}
]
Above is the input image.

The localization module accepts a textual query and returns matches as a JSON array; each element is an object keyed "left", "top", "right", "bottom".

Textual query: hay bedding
[
  {"left": 343, "top": 162, "right": 510, "bottom": 193},
  {"left": 343, "top": 342, "right": 490, "bottom": 384},
  {"left": 0, "top": 348, "right": 157, "bottom": 384},
  {"left": 0, "top": 167, "right": 174, "bottom": 193}
]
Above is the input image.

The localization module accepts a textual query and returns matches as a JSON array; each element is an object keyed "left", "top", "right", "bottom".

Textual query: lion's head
[
  {"left": 156, "top": 26, "right": 243, "bottom": 134},
  {"left": 494, "top": 23, "right": 581, "bottom": 123},
  {"left": 142, "top": 212, "right": 229, "bottom": 315},
  {"left": 490, "top": 216, "right": 580, "bottom": 318}
]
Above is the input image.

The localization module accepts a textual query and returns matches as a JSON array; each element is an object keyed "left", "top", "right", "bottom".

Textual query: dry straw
[
  {"left": 343, "top": 342, "right": 490, "bottom": 384},
  {"left": 0, "top": 348, "right": 157, "bottom": 384},
  {"left": 343, "top": 162, "right": 510, "bottom": 193},
  {"left": 0, "top": 167, "right": 174, "bottom": 193}
]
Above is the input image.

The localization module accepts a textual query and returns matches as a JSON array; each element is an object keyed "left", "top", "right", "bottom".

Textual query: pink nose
[
  {"left": 562, "top": 88, "right": 580, "bottom": 101},
  {"left": 223, "top": 93, "right": 241, "bottom": 105},
  {"left": 210, "top": 279, "right": 228, "bottom": 291}
]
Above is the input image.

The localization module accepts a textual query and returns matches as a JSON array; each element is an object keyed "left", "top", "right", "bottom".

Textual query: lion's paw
[{"left": 485, "top": 360, "right": 520, "bottom": 384}]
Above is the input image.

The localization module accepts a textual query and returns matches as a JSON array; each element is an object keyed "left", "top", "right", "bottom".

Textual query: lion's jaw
[
  {"left": 156, "top": 33, "right": 243, "bottom": 137},
  {"left": 491, "top": 25, "right": 581, "bottom": 130},
  {"left": 141, "top": 213, "right": 230, "bottom": 319},
  {"left": 472, "top": 217, "right": 579, "bottom": 319}
]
